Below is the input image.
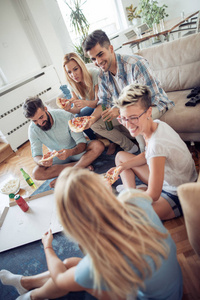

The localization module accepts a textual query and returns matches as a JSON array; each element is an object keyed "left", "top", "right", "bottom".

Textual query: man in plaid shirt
[{"left": 82, "top": 30, "right": 174, "bottom": 154}]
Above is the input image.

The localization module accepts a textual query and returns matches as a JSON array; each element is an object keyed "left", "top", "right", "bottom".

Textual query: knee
[
  {"left": 115, "top": 151, "right": 124, "bottom": 165},
  {"left": 90, "top": 140, "right": 105, "bottom": 154},
  {"left": 32, "top": 165, "right": 44, "bottom": 180}
]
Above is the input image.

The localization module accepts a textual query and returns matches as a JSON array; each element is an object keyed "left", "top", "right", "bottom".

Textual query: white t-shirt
[{"left": 145, "top": 120, "right": 197, "bottom": 195}]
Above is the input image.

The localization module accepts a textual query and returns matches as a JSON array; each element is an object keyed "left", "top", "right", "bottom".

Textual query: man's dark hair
[
  {"left": 23, "top": 97, "right": 45, "bottom": 118},
  {"left": 82, "top": 30, "right": 110, "bottom": 54}
]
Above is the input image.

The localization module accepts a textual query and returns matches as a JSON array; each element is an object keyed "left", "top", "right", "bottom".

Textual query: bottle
[
  {"left": 20, "top": 168, "right": 36, "bottom": 189},
  {"left": 14, "top": 194, "right": 29, "bottom": 212},
  {"left": 101, "top": 104, "right": 113, "bottom": 131}
]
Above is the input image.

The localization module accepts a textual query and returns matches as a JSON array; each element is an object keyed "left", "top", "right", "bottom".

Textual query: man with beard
[
  {"left": 22, "top": 97, "right": 104, "bottom": 187},
  {"left": 82, "top": 30, "right": 174, "bottom": 153}
]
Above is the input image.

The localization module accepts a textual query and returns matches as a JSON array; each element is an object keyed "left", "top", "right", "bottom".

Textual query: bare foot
[
  {"left": 49, "top": 178, "right": 57, "bottom": 188},
  {"left": 87, "top": 165, "right": 94, "bottom": 171},
  {"left": 106, "top": 143, "right": 117, "bottom": 155}
]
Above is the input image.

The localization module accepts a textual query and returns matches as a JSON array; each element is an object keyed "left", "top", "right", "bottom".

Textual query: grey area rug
[{"left": 0, "top": 148, "right": 142, "bottom": 299}]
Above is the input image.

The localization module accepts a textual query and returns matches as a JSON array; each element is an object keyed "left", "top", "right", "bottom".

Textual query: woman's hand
[
  {"left": 117, "top": 161, "right": 132, "bottom": 173},
  {"left": 64, "top": 101, "right": 72, "bottom": 111},
  {"left": 83, "top": 117, "right": 96, "bottom": 130},
  {"left": 73, "top": 99, "right": 86, "bottom": 109},
  {"left": 42, "top": 229, "right": 53, "bottom": 249}
]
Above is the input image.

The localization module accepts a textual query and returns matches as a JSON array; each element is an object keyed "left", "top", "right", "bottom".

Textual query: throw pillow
[{"left": 60, "top": 85, "right": 71, "bottom": 99}]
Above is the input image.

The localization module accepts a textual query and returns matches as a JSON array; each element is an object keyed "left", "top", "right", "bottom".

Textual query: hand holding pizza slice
[
  {"left": 104, "top": 166, "right": 122, "bottom": 185},
  {"left": 56, "top": 97, "right": 72, "bottom": 109},
  {"left": 68, "top": 116, "right": 95, "bottom": 133},
  {"left": 38, "top": 150, "right": 59, "bottom": 163}
]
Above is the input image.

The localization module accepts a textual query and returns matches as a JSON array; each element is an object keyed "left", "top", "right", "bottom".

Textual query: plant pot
[
  {"left": 153, "top": 23, "right": 158, "bottom": 34},
  {"left": 132, "top": 18, "right": 141, "bottom": 27},
  {"left": 160, "top": 19, "right": 165, "bottom": 31}
]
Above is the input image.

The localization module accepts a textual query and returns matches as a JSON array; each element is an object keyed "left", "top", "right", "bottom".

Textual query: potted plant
[
  {"left": 126, "top": 4, "right": 141, "bottom": 25},
  {"left": 138, "top": 0, "right": 168, "bottom": 28},
  {"left": 63, "top": 0, "right": 90, "bottom": 63}
]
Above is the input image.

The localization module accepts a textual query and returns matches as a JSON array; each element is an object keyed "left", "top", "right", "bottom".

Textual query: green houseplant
[
  {"left": 126, "top": 4, "right": 141, "bottom": 22},
  {"left": 138, "top": 0, "right": 168, "bottom": 28},
  {"left": 63, "top": 0, "right": 90, "bottom": 63}
]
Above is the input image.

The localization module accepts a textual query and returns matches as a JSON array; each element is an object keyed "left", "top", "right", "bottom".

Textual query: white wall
[
  {"left": 27, "top": 0, "right": 74, "bottom": 83},
  {"left": 0, "top": 0, "right": 74, "bottom": 88},
  {"left": 0, "top": 0, "right": 40, "bottom": 84}
]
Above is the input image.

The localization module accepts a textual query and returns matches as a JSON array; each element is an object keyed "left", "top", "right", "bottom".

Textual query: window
[{"left": 57, "top": 0, "right": 127, "bottom": 43}]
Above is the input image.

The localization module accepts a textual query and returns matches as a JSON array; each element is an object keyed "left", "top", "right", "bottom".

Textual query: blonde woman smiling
[
  {"left": 0, "top": 167, "right": 182, "bottom": 300},
  {"left": 63, "top": 52, "right": 99, "bottom": 140},
  {"left": 114, "top": 84, "right": 197, "bottom": 220}
]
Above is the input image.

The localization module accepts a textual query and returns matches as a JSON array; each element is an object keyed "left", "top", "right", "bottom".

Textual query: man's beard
[{"left": 37, "top": 112, "right": 52, "bottom": 131}]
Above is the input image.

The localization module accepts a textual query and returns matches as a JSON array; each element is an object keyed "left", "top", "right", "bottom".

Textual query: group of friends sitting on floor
[{"left": 0, "top": 29, "right": 197, "bottom": 300}]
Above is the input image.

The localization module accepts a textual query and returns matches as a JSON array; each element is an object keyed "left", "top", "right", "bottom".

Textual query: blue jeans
[{"left": 75, "top": 107, "right": 96, "bottom": 140}]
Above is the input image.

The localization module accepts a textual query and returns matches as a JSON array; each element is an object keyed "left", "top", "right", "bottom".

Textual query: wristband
[{"left": 45, "top": 246, "right": 53, "bottom": 250}]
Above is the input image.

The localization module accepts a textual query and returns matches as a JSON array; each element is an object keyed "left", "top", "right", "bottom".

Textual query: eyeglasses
[{"left": 117, "top": 110, "right": 148, "bottom": 125}]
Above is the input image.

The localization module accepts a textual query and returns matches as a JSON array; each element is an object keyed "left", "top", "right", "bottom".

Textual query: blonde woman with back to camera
[
  {"left": 114, "top": 84, "right": 197, "bottom": 221},
  {"left": 0, "top": 167, "right": 182, "bottom": 299}
]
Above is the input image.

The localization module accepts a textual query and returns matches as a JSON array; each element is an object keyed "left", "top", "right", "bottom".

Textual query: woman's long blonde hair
[
  {"left": 55, "top": 167, "right": 169, "bottom": 299},
  {"left": 63, "top": 52, "right": 94, "bottom": 100}
]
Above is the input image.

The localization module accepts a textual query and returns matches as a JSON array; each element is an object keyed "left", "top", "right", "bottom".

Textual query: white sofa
[{"left": 137, "top": 32, "right": 200, "bottom": 142}]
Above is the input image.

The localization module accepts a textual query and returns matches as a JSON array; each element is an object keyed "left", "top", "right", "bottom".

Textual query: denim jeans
[{"left": 75, "top": 107, "right": 96, "bottom": 140}]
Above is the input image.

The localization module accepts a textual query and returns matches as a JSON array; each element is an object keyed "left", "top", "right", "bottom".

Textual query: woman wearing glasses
[{"left": 114, "top": 84, "right": 197, "bottom": 220}]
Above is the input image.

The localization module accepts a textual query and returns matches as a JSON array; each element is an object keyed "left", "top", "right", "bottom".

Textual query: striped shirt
[{"left": 97, "top": 53, "right": 174, "bottom": 111}]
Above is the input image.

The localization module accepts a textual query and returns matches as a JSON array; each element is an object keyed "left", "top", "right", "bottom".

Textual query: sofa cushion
[
  {"left": 177, "top": 173, "right": 200, "bottom": 257},
  {"left": 137, "top": 33, "right": 200, "bottom": 92},
  {"left": 160, "top": 89, "right": 200, "bottom": 141}
]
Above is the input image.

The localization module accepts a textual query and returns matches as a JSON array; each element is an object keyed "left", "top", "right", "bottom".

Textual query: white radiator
[{"left": 0, "top": 65, "right": 61, "bottom": 151}]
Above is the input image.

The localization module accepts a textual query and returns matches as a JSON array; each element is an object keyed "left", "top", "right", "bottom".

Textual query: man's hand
[
  {"left": 56, "top": 149, "right": 72, "bottom": 160},
  {"left": 101, "top": 107, "right": 119, "bottom": 122},
  {"left": 39, "top": 159, "right": 53, "bottom": 167},
  {"left": 35, "top": 154, "right": 53, "bottom": 167}
]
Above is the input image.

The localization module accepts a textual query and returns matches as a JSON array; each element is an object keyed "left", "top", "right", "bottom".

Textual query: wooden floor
[{"left": 0, "top": 141, "right": 200, "bottom": 299}]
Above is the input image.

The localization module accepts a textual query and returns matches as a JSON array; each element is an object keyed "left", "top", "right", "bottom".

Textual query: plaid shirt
[{"left": 97, "top": 53, "right": 174, "bottom": 111}]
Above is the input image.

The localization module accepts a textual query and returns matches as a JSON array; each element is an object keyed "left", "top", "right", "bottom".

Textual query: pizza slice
[
  {"left": 38, "top": 150, "right": 59, "bottom": 163},
  {"left": 68, "top": 116, "right": 95, "bottom": 133},
  {"left": 56, "top": 97, "right": 71, "bottom": 109},
  {"left": 104, "top": 166, "right": 122, "bottom": 185}
]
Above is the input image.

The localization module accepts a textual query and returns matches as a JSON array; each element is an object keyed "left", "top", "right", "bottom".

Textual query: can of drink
[{"left": 14, "top": 194, "right": 29, "bottom": 212}]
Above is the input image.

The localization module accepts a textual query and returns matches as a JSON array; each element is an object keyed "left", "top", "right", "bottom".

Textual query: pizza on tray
[
  {"left": 104, "top": 166, "right": 122, "bottom": 185},
  {"left": 68, "top": 116, "right": 95, "bottom": 133},
  {"left": 39, "top": 150, "right": 59, "bottom": 163},
  {"left": 56, "top": 97, "right": 71, "bottom": 109}
]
